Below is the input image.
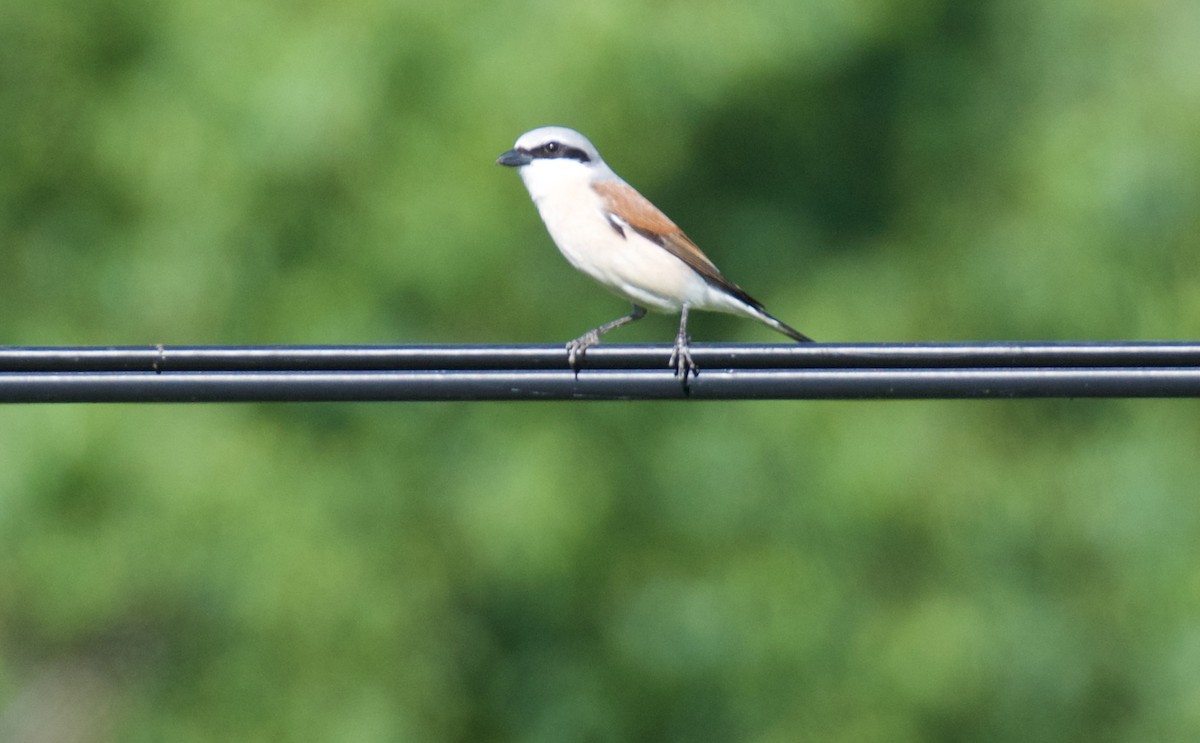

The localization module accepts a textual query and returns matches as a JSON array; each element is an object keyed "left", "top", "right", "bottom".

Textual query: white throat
[{"left": 517, "top": 158, "right": 607, "bottom": 207}]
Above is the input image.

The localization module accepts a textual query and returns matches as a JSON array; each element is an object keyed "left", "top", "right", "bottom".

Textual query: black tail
[{"left": 761, "top": 311, "right": 814, "bottom": 343}]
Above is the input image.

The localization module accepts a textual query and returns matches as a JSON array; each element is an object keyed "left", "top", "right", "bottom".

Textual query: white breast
[{"left": 518, "top": 162, "right": 718, "bottom": 313}]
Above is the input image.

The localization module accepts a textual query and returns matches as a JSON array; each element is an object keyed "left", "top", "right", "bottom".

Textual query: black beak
[{"left": 496, "top": 149, "right": 532, "bottom": 167}]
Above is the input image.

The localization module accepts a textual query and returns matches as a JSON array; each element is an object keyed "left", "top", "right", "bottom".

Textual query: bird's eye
[{"left": 544, "top": 141, "right": 560, "bottom": 154}]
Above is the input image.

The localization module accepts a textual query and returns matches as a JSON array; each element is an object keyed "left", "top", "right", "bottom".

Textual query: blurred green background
[{"left": 2, "top": 0, "right": 1200, "bottom": 740}]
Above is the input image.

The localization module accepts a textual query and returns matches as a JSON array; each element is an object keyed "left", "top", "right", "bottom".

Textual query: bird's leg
[
  {"left": 566, "top": 304, "right": 647, "bottom": 369},
  {"left": 668, "top": 305, "right": 698, "bottom": 381}
]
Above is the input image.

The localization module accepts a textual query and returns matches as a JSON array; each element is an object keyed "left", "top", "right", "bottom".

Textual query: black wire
[{"left": 1, "top": 343, "right": 1198, "bottom": 402}]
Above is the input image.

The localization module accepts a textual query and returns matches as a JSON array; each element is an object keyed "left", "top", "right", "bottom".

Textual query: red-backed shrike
[{"left": 497, "top": 126, "right": 813, "bottom": 379}]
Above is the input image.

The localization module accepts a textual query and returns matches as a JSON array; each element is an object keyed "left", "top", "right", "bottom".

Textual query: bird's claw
[
  {"left": 669, "top": 333, "right": 698, "bottom": 382},
  {"left": 566, "top": 331, "right": 601, "bottom": 370}
]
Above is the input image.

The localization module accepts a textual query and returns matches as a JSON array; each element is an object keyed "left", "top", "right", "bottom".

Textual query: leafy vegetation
[{"left": 2, "top": 0, "right": 1199, "bottom": 740}]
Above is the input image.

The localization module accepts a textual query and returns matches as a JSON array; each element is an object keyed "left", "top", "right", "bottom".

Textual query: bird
[{"left": 496, "top": 125, "right": 813, "bottom": 380}]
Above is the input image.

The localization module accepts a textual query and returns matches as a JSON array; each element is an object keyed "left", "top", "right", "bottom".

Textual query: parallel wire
[{"left": 2, "top": 343, "right": 1199, "bottom": 402}]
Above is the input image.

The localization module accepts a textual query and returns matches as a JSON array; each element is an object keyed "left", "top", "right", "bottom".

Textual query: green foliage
[{"left": 2, "top": 0, "right": 1200, "bottom": 740}]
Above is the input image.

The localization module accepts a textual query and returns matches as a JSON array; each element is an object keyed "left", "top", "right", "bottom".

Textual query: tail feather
[
  {"left": 759, "top": 311, "right": 814, "bottom": 343},
  {"left": 709, "top": 285, "right": 815, "bottom": 343}
]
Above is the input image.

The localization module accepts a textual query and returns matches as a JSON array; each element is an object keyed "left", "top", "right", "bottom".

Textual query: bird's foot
[
  {"left": 669, "top": 333, "right": 698, "bottom": 383},
  {"left": 566, "top": 330, "right": 601, "bottom": 371}
]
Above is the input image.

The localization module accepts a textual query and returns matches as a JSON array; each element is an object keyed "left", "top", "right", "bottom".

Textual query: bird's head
[{"left": 496, "top": 126, "right": 607, "bottom": 173}]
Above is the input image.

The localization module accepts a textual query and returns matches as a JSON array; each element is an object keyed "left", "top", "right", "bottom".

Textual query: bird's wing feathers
[{"left": 591, "top": 180, "right": 764, "bottom": 311}]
